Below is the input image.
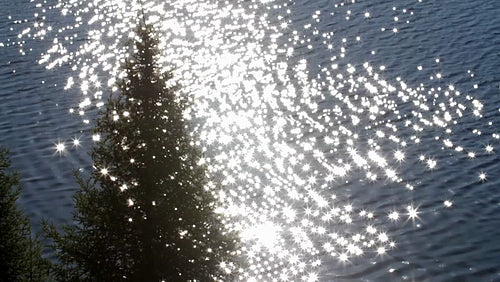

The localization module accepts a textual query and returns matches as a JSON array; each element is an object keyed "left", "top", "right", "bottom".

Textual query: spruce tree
[
  {"left": 0, "top": 148, "right": 49, "bottom": 281},
  {"left": 45, "top": 23, "right": 236, "bottom": 281}
]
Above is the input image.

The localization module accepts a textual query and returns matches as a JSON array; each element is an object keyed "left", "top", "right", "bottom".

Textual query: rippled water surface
[{"left": 1, "top": 0, "right": 499, "bottom": 280}]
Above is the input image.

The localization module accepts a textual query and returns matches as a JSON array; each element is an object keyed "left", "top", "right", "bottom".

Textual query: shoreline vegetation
[
  {"left": 1, "top": 22, "right": 237, "bottom": 281},
  {"left": 0, "top": 148, "right": 50, "bottom": 281}
]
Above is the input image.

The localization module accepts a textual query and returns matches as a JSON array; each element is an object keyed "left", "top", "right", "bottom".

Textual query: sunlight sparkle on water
[
  {"left": 407, "top": 205, "right": 420, "bottom": 222},
  {"left": 55, "top": 142, "right": 65, "bottom": 154},
  {"left": 479, "top": 172, "right": 487, "bottom": 182},
  {"left": 444, "top": 200, "right": 453, "bottom": 208},
  {"left": 21, "top": 0, "right": 497, "bottom": 279}
]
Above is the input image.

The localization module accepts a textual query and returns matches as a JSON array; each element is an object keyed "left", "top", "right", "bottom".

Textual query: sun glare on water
[{"left": 8, "top": 0, "right": 498, "bottom": 280}]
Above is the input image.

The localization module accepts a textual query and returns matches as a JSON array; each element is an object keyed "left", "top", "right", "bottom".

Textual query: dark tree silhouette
[
  {"left": 44, "top": 24, "right": 236, "bottom": 281},
  {"left": 0, "top": 148, "right": 49, "bottom": 281}
]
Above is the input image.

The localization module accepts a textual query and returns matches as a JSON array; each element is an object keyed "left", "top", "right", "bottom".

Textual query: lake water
[{"left": 1, "top": 0, "right": 499, "bottom": 280}]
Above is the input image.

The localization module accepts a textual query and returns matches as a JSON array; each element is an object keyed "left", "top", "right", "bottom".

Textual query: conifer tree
[
  {"left": 0, "top": 148, "right": 49, "bottom": 281},
  {"left": 45, "top": 23, "right": 236, "bottom": 281}
]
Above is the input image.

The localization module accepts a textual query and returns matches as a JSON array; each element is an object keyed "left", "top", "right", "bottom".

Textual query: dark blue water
[
  {"left": 1, "top": 0, "right": 499, "bottom": 280},
  {"left": 283, "top": 1, "right": 500, "bottom": 280},
  {"left": 0, "top": 0, "right": 91, "bottom": 226}
]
